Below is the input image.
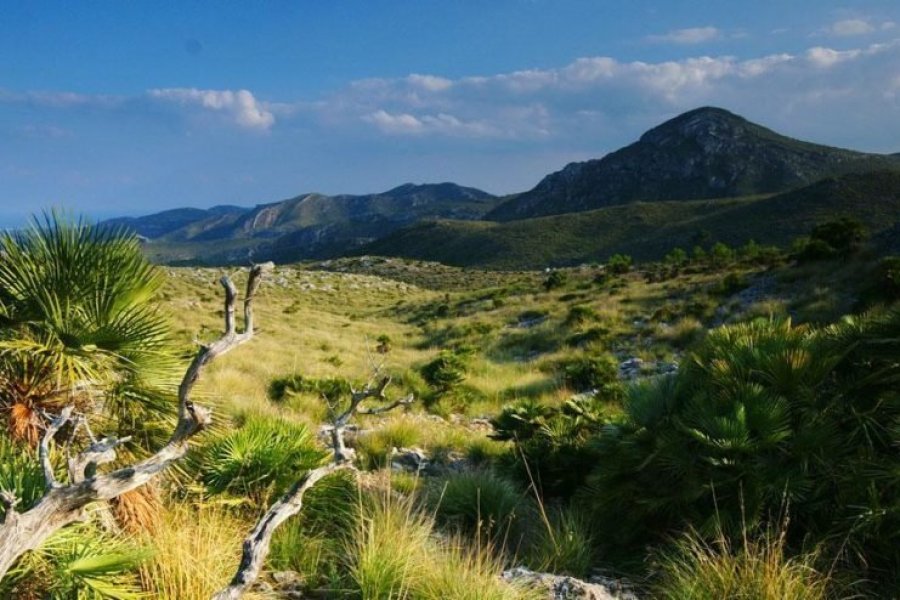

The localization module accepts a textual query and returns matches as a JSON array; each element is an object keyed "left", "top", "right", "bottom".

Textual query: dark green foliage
[
  {"left": 564, "top": 305, "right": 597, "bottom": 327},
  {"left": 0, "top": 436, "right": 45, "bottom": 520},
  {"left": 197, "top": 414, "right": 327, "bottom": 502},
  {"left": 709, "top": 242, "right": 734, "bottom": 266},
  {"left": 543, "top": 270, "right": 568, "bottom": 291},
  {"left": 268, "top": 374, "right": 352, "bottom": 403},
  {"left": 1, "top": 521, "right": 151, "bottom": 599},
  {"left": 557, "top": 353, "right": 622, "bottom": 395},
  {"left": 607, "top": 254, "right": 632, "bottom": 274},
  {"left": 875, "top": 256, "right": 900, "bottom": 301},
  {"left": 810, "top": 217, "right": 866, "bottom": 255},
  {"left": 492, "top": 396, "right": 613, "bottom": 498},
  {"left": 578, "top": 311, "right": 900, "bottom": 590},
  {"left": 713, "top": 272, "right": 749, "bottom": 296},
  {"left": 420, "top": 349, "right": 468, "bottom": 394},
  {"left": 665, "top": 248, "right": 688, "bottom": 267},
  {"left": 431, "top": 471, "right": 525, "bottom": 539},
  {"left": 797, "top": 218, "right": 868, "bottom": 262}
]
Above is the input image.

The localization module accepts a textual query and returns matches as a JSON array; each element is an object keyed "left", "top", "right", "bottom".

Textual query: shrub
[
  {"left": 492, "top": 396, "right": 612, "bottom": 499},
  {"left": 421, "top": 350, "right": 468, "bottom": 394},
  {"left": 558, "top": 352, "right": 621, "bottom": 394},
  {"left": 607, "top": 254, "right": 633, "bottom": 274},
  {"left": 2, "top": 521, "right": 150, "bottom": 599},
  {"left": 580, "top": 311, "right": 900, "bottom": 591},
  {"left": 665, "top": 247, "right": 688, "bottom": 267},
  {"left": 431, "top": 471, "right": 524, "bottom": 540},
  {"left": 268, "top": 374, "right": 352, "bottom": 403},
  {"left": 709, "top": 242, "right": 734, "bottom": 267},
  {"left": 564, "top": 305, "right": 597, "bottom": 327},
  {"left": 543, "top": 270, "right": 568, "bottom": 291},
  {"left": 810, "top": 217, "right": 866, "bottom": 255},
  {"left": 527, "top": 506, "right": 594, "bottom": 577},
  {"left": 197, "top": 414, "right": 326, "bottom": 502}
]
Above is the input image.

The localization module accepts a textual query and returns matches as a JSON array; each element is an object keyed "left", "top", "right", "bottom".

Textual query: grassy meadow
[{"left": 2, "top": 217, "right": 899, "bottom": 599}]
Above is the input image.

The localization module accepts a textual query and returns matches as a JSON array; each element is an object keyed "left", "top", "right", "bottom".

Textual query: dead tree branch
[
  {"left": 213, "top": 368, "right": 414, "bottom": 600},
  {"left": 0, "top": 262, "right": 273, "bottom": 581}
]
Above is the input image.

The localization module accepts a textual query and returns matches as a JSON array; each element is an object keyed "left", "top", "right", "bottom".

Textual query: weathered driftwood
[
  {"left": 0, "top": 262, "right": 273, "bottom": 581},
  {"left": 213, "top": 375, "right": 413, "bottom": 600}
]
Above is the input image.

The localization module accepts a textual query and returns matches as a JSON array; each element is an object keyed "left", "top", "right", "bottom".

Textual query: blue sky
[{"left": 1, "top": 1, "right": 899, "bottom": 226}]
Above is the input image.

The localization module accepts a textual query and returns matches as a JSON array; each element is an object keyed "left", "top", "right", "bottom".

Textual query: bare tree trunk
[
  {"left": 213, "top": 377, "right": 413, "bottom": 599},
  {"left": 0, "top": 263, "right": 273, "bottom": 582}
]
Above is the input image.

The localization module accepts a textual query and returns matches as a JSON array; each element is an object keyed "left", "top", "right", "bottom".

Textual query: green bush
[
  {"left": 431, "top": 471, "right": 524, "bottom": 540},
  {"left": 197, "top": 414, "right": 327, "bottom": 502},
  {"left": 543, "top": 270, "right": 568, "bottom": 291},
  {"left": 558, "top": 352, "right": 621, "bottom": 394},
  {"left": 492, "top": 396, "right": 612, "bottom": 498},
  {"left": 527, "top": 507, "right": 594, "bottom": 578},
  {"left": 421, "top": 350, "right": 468, "bottom": 394},
  {"left": 579, "top": 311, "right": 900, "bottom": 591},
  {"left": 607, "top": 254, "right": 633, "bottom": 274},
  {"left": 810, "top": 217, "right": 866, "bottom": 255},
  {"left": 268, "top": 374, "right": 352, "bottom": 403}
]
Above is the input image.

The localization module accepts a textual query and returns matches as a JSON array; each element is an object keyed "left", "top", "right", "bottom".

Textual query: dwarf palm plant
[{"left": 0, "top": 212, "right": 175, "bottom": 445}]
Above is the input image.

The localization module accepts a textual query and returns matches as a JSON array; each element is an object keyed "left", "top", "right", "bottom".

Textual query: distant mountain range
[
  {"left": 106, "top": 183, "right": 498, "bottom": 264},
  {"left": 105, "top": 107, "right": 900, "bottom": 268}
]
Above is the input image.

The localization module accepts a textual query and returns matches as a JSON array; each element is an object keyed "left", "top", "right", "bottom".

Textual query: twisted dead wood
[
  {"left": 0, "top": 263, "right": 273, "bottom": 580},
  {"left": 213, "top": 375, "right": 413, "bottom": 600}
]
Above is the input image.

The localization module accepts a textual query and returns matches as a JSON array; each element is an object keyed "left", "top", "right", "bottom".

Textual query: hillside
[
  {"left": 360, "top": 171, "right": 900, "bottom": 269},
  {"left": 486, "top": 107, "right": 900, "bottom": 221},
  {"left": 109, "top": 183, "right": 499, "bottom": 263}
]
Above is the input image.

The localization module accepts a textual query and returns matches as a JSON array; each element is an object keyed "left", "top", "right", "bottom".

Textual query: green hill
[{"left": 359, "top": 171, "right": 900, "bottom": 269}]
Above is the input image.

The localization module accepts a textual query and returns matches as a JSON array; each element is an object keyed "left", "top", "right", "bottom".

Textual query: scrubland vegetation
[{"left": 1, "top": 214, "right": 898, "bottom": 598}]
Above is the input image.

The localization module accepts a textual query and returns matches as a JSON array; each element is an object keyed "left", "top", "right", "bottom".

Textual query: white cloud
[
  {"left": 363, "top": 109, "right": 497, "bottom": 137},
  {"left": 806, "top": 46, "right": 862, "bottom": 68},
  {"left": 646, "top": 26, "right": 720, "bottom": 45},
  {"left": 407, "top": 74, "right": 453, "bottom": 92},
  {"left": 148, "top": 88, "right": 275, "bottom": 130},
  {"left": 828, "top": 19, "right": 875, "bottom": 37}
]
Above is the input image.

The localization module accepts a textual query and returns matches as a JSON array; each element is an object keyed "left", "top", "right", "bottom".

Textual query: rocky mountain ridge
[{"left": 485, "top": 107, "right": 900, "bottom": 220}]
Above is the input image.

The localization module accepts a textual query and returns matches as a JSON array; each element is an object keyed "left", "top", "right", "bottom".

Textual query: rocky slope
[{"left": 486, "top": 107, "right": 900, "bottom": 221}]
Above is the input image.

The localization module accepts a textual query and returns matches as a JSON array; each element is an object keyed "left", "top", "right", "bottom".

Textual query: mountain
[
  {"left": 108, "top": 183, "right": 498, "bottom": 264},
  {"left": 359, "top": 171, "right": 900, "bottom": 269},
  {"left": 104, "top": 205, "right": 245, "bottom": 239},
  {"left": 486, "top": 107, "right": 900, "bottom": 221}
]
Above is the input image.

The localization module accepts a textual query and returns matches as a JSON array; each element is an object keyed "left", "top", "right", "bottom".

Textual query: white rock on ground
[{"left": 501, "top": 567, "right": 639, "bottom": 600}]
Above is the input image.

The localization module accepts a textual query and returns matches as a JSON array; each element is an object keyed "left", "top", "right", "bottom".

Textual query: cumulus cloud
[
  {"left": 828, "top": 19, "right": 875, "bottom": 36},
  {"left": 147, "top": 88, "right": 275, "bottom": 130},
  {"left": 646, "top": 26, "right": 721, "bottom": 45}
]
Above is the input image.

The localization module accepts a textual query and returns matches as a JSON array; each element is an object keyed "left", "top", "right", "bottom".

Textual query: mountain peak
[
  {"left": 486, "top": 106, "right": 900, "bottom": 221},
  {"left": 641, "top": 106, "right": 745, "bottom": 140}
]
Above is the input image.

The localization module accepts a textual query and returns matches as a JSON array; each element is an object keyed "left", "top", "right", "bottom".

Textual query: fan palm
[{"left": 0, "top": 211, "right": 177, "bottom": 445}]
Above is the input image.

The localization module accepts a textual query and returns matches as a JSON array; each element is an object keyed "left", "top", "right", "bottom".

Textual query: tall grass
[
  {"left": 654, "top": 528, "right": 831, "bottom": 600},
  {"left": 139, "top": 502, "right": 251, "bottom": 599},
  {"left": 350, "top": 491, "right": 534, "bottom": 599}
]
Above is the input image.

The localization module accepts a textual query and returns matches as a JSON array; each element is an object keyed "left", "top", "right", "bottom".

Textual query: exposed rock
[
  {"left": 501, "top": 567, "right": 639, "bottom": 600},
  {"left": 390, "top": 446, "right": 429, "bottom": 474}
]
